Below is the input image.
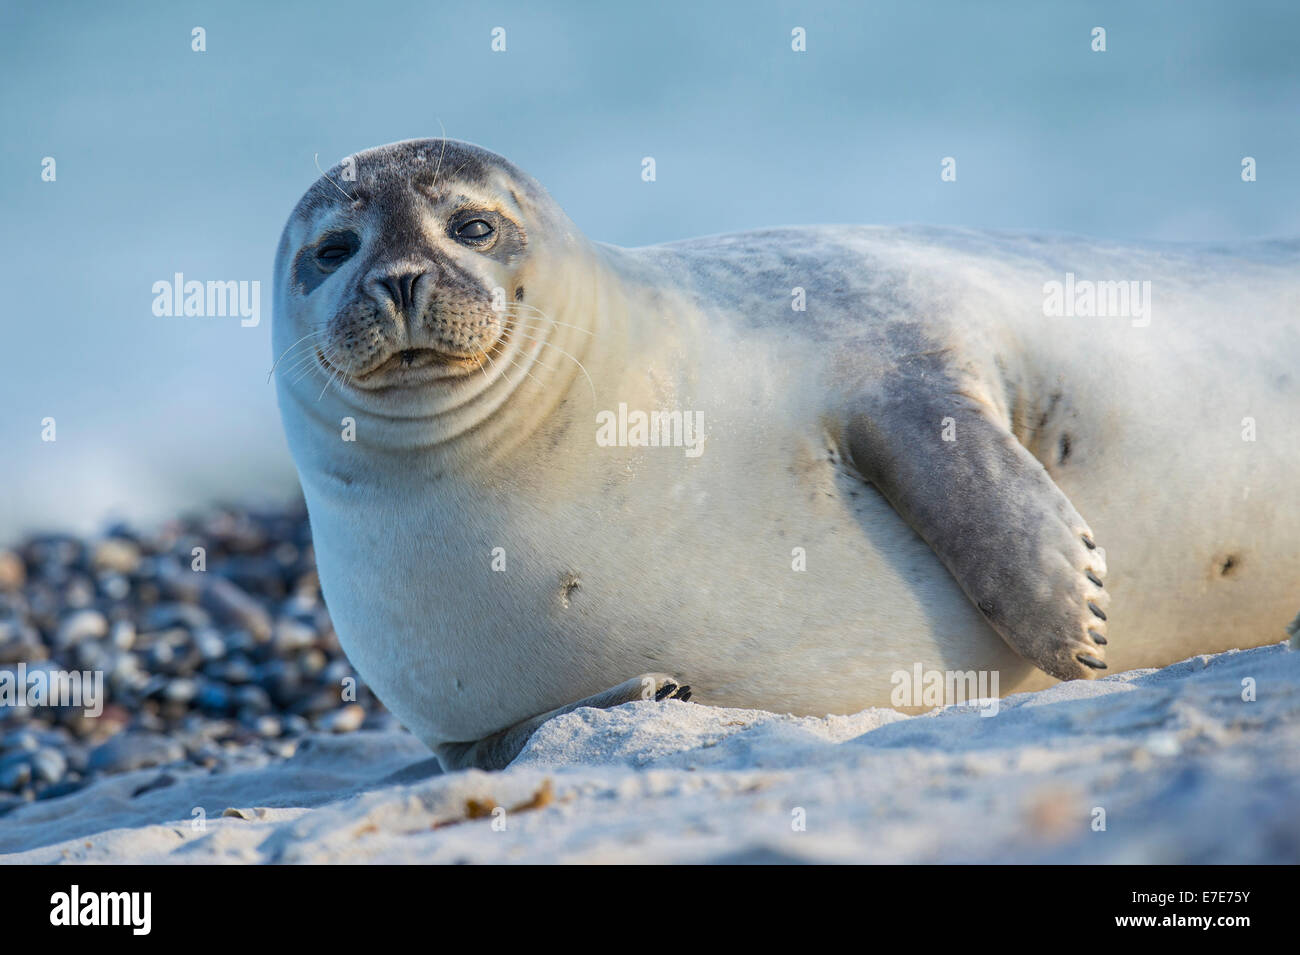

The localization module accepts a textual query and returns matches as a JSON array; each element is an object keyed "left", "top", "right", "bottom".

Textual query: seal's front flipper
[
  {"left": 433, "top": 673, "right": 691, "bottom": 771},
  {"left": 845, "top": 386, "right": 1109, "bottom": 681}
]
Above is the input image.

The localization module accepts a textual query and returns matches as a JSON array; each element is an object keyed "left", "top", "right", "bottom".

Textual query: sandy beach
[{"left": 3, "top": 641, "right": 1295, "bottom": 864}]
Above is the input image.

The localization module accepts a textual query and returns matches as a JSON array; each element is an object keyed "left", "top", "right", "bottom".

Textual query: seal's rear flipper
[
  {"left": 845, "top": 377, "right": 1110, "bottom": 682},
  {"left": 433, "top": 673, "right": 691, "bottom": 771}
]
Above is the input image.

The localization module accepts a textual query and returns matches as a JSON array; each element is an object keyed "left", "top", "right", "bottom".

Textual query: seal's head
[{"left": 273, "top": 139, "right": 583, "bottom": 407}]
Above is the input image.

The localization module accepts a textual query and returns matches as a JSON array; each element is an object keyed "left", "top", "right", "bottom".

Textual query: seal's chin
[{"left": 320, "top": 346, "right": 484, "bottom": 391}]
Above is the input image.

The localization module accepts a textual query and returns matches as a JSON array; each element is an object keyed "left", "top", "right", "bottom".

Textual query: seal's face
[{"left": 275, "top": 140, "right": 544, "bottom": 395}]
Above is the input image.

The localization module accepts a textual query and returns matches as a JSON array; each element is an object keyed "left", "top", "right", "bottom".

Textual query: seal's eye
[
  {"left": 315, "top": 242, "right": 354, "bottom": 267},
  {"left": 455, "top": 218, "right": 495, "bottom": 241}
]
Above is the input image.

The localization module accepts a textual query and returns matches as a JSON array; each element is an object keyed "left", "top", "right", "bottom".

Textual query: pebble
[
  {"left": 216, "top": 654, "right": 255, "bottom": 684},
  {"left": 0, "top": 757, "right": 32, "bottom": 791},
  {"left": 273, "top": 618, "right": 317, "bottom": 653},
  {"left": 87, "top": 733, "right": 186, "bottom": 774},
  {"left": 196, "top": 683, "right": 232, "bottom": 713},
  {"left": 92, "top": 538, "right": 141, "bottom": 575},
  {"left": 99, "top": 572, "right": 131, "bottom": 600},
  {"left": 30, "top": 747, "right": 67, "bottom": 784},
  {"left": 63, "top": 575, "right": 96, "bottom": 608},
  {"left": 234, "top": 684, "right": 273, "bottom": 713},
  {"left": 73, "top": 640, "right": 110, "bottom": 670},
  {"left": 164, "top": 679, "right": 198, "bottom": 704},
  {"left": 318, "top": 703, "right": 366, "bottom": 734},
  {"left": 147, "top": 641, "right": 174, "bottom": 669},
  {"left": 54, "top": 609, "right": 109, "bottom": 648},
  {"left": 195, "top": 628, "right": 226, "bottom": 661},
  {"left": 110, "top": 619, "right": 136, "bottom": 650},
  {"left": 299, "top": 647, "right": 327, "bottom": 678},
  {"left": 0, "top": 550, "right": 26, "bottom": 591},
  {"left": 0, "top": 622, "right": 46, "bottom": 664},
  {"left": 1, "top": 730, "right": 39, "bottom": 754},
  {"left": 204, "top": 577, "right": 273, "bottom": 642},
  {"left": 144, "top": 603, "right": 211, "bottom": 631},
  {"left": 282, "top": 714, "right": 311, "bottom": 736}
]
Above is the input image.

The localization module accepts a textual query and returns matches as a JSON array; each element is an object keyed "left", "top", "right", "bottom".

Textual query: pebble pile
[{"left": 0, "top": 503, "right": 397, "bottom": 815}]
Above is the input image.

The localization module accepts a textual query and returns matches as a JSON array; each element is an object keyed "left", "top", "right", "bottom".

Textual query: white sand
[{"left": 2, "top": 642, "right": 1296, "bottom": 864}]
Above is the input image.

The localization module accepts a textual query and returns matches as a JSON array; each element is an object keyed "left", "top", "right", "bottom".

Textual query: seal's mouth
[
  {"left": 318, "top": 346, "right": 486, "bottom": 391},
  {"left": 371, "top": 348, "right": 454, "bottom": 374}
]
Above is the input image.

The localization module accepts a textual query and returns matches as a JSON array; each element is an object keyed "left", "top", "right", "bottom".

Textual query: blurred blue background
[{"left": 2, "top": 0, "right": 1297, "bottom": 543}]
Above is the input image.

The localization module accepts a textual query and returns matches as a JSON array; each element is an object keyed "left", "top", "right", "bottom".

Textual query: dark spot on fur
[
  {"left": 1038, "top": 392, "right": 1062, "bottom": 430},
  {"left": 559, "top": 573, "right": 580, "bottom": 608},
  {"left": 1219, "top": 554, "right": 1240, "bottom": 577},
  {"left": 1058, "top": 432, "right": 1072, "bottom": 464},
  {"left": 514, "top": 285, "right": 525, "bottom": 302}
]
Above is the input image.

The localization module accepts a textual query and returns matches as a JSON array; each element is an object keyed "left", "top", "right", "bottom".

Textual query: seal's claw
[
  {"left": 1038, "top": 527, "right": 1112, "bottom": 680},
  {"left": 653, "top": 680, "right": 692, "bottom": 702}
]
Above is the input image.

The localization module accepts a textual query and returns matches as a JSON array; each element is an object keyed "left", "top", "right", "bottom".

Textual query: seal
[{"left": 273, "top": 138, "right": 1300, "bottom": 769}]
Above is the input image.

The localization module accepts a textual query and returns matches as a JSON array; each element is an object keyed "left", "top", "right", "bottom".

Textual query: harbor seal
[{"left": 273, "top": 138, "right": 1300, "bottom": 770}]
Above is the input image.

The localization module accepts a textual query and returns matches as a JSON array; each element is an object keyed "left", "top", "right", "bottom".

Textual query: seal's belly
[{"left": 307, "top": 416, "right": 1036, "bottom": 746}]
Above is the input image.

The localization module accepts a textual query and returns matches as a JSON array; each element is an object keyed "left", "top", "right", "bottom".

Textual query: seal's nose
[{"left": 370, "top": 270, "right": 424, "bottom": 313}]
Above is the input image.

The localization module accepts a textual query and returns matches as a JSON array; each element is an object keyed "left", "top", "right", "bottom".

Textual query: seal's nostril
[{"left": 378, "top": 272, "right": 422, "bottom": 312}]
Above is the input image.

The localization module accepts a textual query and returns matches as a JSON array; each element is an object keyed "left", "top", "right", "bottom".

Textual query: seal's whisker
[
  {"left": 316, "top": 365, "right": 341, "bottom": 402},
  {"left": 269, "top": 329, "right": 329, "bottom": 381},
  {"left": 286, "top": 346, "right": 323, "bottom": 383},
  {"left": 443, "top": 154, "right": 478, "bottom": 185},
  {"left": 316, "top": 347, "right": 349, "bottom": 402},
  {"left": 498, "top": 301, "right": 552, "bottom": 316},
  {"left": 433, "top": 120, "right": 449, "bottom": 185},
  {"left": 280, "top": 343, "right": 329, "bottom": 383},
  {"left": 497, "top": 351, "right": 548, "bottom": 392},
  {"left": 501, "top": 308, "right": 594, "bottom": 336},
  {"left": 289, "top": 353, "right": 325, "bottom": 388},
  {"left": 284, "top": 344, "right": 329, "bottom": 383},
  {"left": 290, "top": 343, "right": 340, "bottom": 389},
  {"left": 275, "top": 326, "right": 329, "bottom": 368},
  {"left": 480, "top": 344, "right": 515, "bottom": 387},
  {"left": 314, "top": 152, "right": 357, "bottom": 203},
  {"left": 501, "top": 328, "right": 596, "bottom": 401},
  {"left": 509, "top": 318, "right": 596, "bottom": 340},
  {"left": 508, "top": 344, "right": 565, "bottom": 377}
]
